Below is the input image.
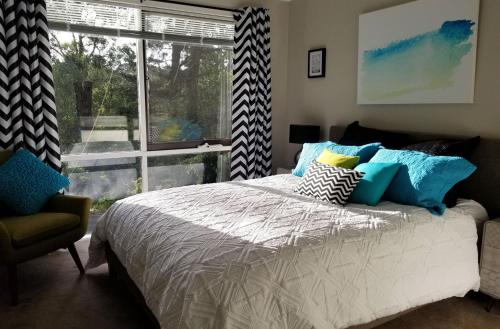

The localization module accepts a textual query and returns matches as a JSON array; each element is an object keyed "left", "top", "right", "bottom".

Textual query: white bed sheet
[{"left": 87, "top": 174, "right": 482, "bottom": 329}]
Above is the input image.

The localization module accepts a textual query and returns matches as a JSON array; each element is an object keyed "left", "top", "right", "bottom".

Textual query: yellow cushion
[
  {"left": 316, "top": 149, "right": 360, "bottom": 169},
  {"left": 1, "top": 213, "right": 80, "bottom": 248}
]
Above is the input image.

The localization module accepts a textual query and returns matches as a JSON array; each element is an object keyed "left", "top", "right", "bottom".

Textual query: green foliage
[
  {"left": 91, "top": 198, "right": 117, "bottom": 214},
  {"left": 146, "top": 41, "right": 232, "bottom": 142},
  {"left": 50, "top": 31, "right": 232, "bottom": 213},
  {"left": 50, "top": 31, "right": 232, "bottom": 153},
  {"left": 50, "top": 32, "right": 138, "bottom": 154}
]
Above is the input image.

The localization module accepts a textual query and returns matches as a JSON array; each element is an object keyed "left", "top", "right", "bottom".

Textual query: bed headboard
[{"left": 330, "top": 125, "right": 500, "bottom": 218}]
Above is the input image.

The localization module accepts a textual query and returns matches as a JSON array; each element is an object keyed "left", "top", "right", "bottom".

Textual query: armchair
[{"left": 0, "top": 151, "right": 91, "bottom": 305}]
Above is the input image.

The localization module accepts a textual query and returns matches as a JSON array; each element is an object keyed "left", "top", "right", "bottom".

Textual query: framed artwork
[
  {"left": 308, "top": 48, "right": 326, "bottom": 78},
  {"left": 357, "top": 0, "right": 480, "bottom": 104}
]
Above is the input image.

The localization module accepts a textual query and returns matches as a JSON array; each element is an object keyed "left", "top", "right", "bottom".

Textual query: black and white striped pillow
[{"left": 294, "top": 160, "right": 364, "bottom": 205}]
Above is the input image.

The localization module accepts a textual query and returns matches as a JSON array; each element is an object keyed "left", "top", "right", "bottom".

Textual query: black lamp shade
[{"left": 289, "top": 124, "right": 320, "bottom": 144}]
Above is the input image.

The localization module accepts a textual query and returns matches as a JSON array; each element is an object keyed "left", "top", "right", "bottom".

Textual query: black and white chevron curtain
[
  {"left": 230, "top": 7, "right": 272, "bottom": 181},
  {"left": 0, "top": 0, "right": 61, "bottom": 170}
]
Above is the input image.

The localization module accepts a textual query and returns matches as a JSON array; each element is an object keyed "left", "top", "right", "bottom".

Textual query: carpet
[{"left": 1, "top": 237, "right": 499, "bottom": 329}]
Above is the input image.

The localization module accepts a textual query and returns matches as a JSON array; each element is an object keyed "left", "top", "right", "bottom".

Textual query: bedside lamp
[{"left": 289, "top": 124, "right": 321, "bottom": 164}]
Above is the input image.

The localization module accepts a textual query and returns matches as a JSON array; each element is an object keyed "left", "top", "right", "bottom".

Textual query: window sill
[{"left": 61, "top": 144, "right": 231, "bottom": 162}]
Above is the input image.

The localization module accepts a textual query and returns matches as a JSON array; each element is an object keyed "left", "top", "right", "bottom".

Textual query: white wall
[{"left": 282, "top": 0, "right": 500, "bottom": 168}]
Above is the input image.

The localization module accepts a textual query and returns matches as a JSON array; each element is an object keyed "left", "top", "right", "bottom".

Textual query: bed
[{"left": 87, "top": 125, "right": 499, "bottom": 329}]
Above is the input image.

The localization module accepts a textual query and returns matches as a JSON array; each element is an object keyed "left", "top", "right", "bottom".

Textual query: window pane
[
  {"left": 146, "top": 41, "right": 232, "bottom": 145},
  {"left": 63, "top": 157, "right": 142, "bottom": 214},
  {"left": 148, "top": 152, "right": 230, "bottom": 191},
  {"left": 50, "top": 30, "right": 139, "bottom": 155}
]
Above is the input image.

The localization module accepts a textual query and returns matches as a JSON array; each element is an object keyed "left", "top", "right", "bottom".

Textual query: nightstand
[
  {"left": 480, "top": 220, "right": 500, "bottom": 311},
  {"left": 276, "top": 167, "right": 293, "bottom": 175}
]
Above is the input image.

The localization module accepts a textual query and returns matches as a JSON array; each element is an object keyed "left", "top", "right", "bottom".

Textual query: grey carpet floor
[{"left": 1, "top": 236, "right": 500, "bottom": 329}]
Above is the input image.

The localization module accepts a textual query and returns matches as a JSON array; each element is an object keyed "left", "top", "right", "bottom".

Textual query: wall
[
  {"left": 167, "top": 0, "right": 290, "bottom": 171},
  {"left": 283, "top": 0, "right": 500, "bottom": 168}
]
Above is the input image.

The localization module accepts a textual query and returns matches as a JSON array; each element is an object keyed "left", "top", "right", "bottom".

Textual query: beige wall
[
  {"left": 166, "top": 0, "right": 290, "bottom": 171},
  {"left": 283, "top": 0, "right": 500, "bottom": 168}
]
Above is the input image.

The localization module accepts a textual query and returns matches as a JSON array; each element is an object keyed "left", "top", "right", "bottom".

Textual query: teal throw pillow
[
  {"left": 369, "top": 149, "right": 476, "bottom": 215},
  {"left": 349, "top": 162, "right": 402, "bottom": 206},
  {"left": 0, "top": 149, "right": 70, "bottom": 215}
]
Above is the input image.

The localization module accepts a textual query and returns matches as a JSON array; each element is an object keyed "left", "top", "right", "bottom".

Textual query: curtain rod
[{"left": 152, "top": 1, "right": 237, "bottom": 13}]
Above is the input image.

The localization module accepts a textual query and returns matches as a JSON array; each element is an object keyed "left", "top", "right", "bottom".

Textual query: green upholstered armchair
[{"left": 0, "top": 151, "right": 91, "bottom": 305}]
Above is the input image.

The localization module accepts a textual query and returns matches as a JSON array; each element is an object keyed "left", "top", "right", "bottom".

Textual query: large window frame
[
  {"left": 49, "top": 0, "right": 234, "bottom": 195},
  {"left": 142, "top": 38, "right": 233, "bottom": 152}
]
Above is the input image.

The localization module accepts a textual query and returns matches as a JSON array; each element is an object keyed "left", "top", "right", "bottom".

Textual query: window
[
  {"left": 63, "top": 157, "right": 142, "bottom": 213},
  {"left": 146, "top": 41, "right": 232, "bottom": 149},
  {"left": 51, "top": 32, "right": 139, "bottom": 155},
  {"left": 47, "top": 0, "right": 234, "bottom": 215},
  {"left": 147, "top": 152, "right": 230, "bottom": 191}
]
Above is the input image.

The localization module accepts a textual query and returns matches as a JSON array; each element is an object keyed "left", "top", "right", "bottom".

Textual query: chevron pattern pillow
[{"left": 294, "top": 161, "right": 364, "bottom": 205}]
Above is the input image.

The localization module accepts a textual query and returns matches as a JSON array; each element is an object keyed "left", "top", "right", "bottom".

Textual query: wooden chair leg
[
  {"left": 7, "top": 265, "right": 18, "bottom": 306},
  {"left": 68, "top": 244, "right": 85, "bottom": 275}
]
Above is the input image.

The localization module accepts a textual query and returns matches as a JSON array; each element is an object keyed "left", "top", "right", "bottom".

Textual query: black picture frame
[{"left": 308, "top": 48, "right": 326, "bottom": 78}]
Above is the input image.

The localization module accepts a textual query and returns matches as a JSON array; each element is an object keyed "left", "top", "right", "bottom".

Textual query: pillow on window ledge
[{"left": 0, "top": 149, "right": 70, "bottom": 215}]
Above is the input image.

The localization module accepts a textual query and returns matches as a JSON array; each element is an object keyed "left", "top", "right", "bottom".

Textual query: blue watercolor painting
[{"left": 360, "top": 20, "right": 476, "bottom": 101}]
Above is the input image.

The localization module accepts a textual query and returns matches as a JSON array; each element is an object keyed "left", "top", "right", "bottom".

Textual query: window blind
[
  {"left": 46, "top": 0, "right": 234, "bottom": 46},
  {"left": 143, "top": 12, "right": 234, "bottom": 41}
]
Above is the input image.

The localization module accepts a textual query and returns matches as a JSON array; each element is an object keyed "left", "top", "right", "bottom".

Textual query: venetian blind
[{"left": 46, "top": 0, "right": 234, "bottom": 45}]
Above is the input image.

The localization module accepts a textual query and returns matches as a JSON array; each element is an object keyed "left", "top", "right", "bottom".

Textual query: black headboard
[{"left": 330, "top": 125, "right": 500, "bottom": 218}]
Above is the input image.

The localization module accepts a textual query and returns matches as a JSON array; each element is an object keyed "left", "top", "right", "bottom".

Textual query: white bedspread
[{"left": 87, "top": 174, "right": 481, "bottom": 329}]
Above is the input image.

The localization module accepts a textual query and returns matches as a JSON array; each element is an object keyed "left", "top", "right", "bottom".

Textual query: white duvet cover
[{"left": 87, "top": 174, "right": 482, "bottom": 329}]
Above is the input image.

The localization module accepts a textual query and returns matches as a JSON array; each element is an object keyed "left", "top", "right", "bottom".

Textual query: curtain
[
  {"left": 230, "top": 7, "right": 272, "bottom": 181},
  {"left": 0, "top": 0, "right": 61, "bottom": 171}
]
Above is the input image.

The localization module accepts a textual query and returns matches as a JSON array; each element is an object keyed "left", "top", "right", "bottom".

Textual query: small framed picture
[{"left": 308, "top": 48, "right": 326, "bottom": 78}]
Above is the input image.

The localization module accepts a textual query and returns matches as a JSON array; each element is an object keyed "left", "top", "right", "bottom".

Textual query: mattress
[{"left": 87, "top": 174, "right": 483, "bottom": 329}]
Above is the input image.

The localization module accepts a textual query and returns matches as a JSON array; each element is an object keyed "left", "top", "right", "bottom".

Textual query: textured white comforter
[{"left": 87, "top": 174, "right": 481, "bottom": 329}]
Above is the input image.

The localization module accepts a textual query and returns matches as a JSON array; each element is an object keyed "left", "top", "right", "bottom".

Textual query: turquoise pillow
[
  {"left": 292, "top": 142, "right": 334, "bottom": 176},
  {"left": 329, "top": 142, "right": 382, "bottom": 163},
  {"left": 369, "top": 149, "right": 476, "bottom": 215},
  {"left": 292, "top": 142, "right": 381, "bottom": 177},
  {"left": 350, "top": 162, "right": 402, "bottom": 206},
  {"left": 0, "top": 149, "right": 70, "bottom": 215}
]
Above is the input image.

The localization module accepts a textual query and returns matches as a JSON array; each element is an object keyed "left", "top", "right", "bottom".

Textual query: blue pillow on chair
[
  {"left": 292, "top": 142, "right": 381, "bottom": 177},
  {"left": 369, "top": 149, "right": 476, "bottom": 215},
  {"left": 0, "top": 149, "right": 70, "bottom": 215},
  {"left": 349, "top": 162, "right": 401, "bottom": 206}
]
